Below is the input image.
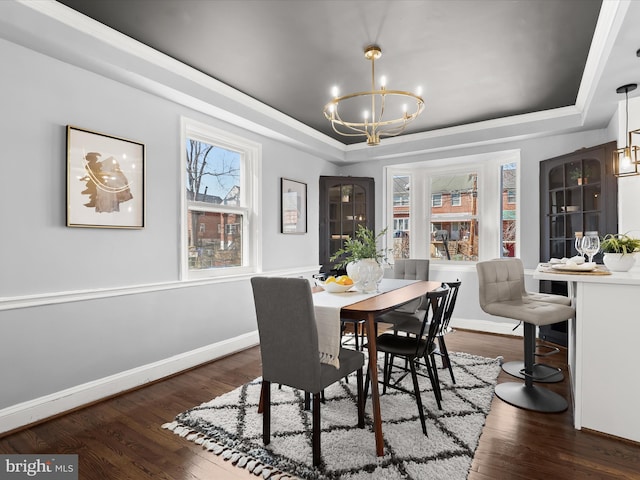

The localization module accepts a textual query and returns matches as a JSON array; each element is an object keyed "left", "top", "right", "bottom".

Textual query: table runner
[{"left": 313, "top": 279, "right": 418, "bottom": 368}]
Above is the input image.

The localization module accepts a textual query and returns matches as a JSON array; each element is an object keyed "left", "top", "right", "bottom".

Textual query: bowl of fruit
[{"left": 321, "top": 275, "right": 354, "bottom": 293}]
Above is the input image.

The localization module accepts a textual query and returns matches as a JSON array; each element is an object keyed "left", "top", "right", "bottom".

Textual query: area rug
[{"left": 162, "top": 352, "right": 502, "bottom": 480}]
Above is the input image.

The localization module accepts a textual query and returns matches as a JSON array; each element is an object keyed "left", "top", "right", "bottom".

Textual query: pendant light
[{"left": 613, "top": 83, "right": 640, "bottom": 177}]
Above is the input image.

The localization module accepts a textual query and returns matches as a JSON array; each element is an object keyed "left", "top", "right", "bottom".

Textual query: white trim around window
[
  {"left": 384, "top": 149, "right": 520, "bottom": 264},
  {"left": 180, "top": 117, "right": 262, "bottom": 280}
]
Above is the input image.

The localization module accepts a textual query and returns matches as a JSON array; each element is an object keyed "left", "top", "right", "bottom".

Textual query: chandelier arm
[
  {"left": 324, "top": 92, "right": 424, "bottom": 129},
  {"left": 332, "top": 108, "right": 369, "bottom": 136},
  {"left": 331, "top": 108, "right": 367, "bottom": 137}
]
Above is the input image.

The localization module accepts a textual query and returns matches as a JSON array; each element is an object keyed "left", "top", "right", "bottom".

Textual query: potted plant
[
  {"left": 600, "top": 233, "right": 640, "bottom": 271},
  {"left": 330, "top": 225, "right": 388, "bottom": 292},
  {"left": 569, "top": 166, "right": 594, "bottom": 185}
]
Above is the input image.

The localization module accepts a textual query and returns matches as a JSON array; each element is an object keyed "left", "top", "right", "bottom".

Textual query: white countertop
[{"left": 533, "top": 264, "right": 640, "bottom": 285}]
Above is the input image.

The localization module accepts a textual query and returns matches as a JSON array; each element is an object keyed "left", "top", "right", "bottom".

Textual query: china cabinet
[
  {"left": 539, "top": 141, "right": 618, "bottom": 345},
  {"left": 319, "top": 176, "right": 375, "bottom": 275}
]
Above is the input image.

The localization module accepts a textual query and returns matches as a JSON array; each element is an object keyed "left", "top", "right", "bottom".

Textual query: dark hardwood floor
[{"left": 1, "top": 330, "right": 639, "bottom": 479}]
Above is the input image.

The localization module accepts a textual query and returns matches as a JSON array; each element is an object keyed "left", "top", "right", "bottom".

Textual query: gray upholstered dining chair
[
  {"left": 378, "top": 258, "right": 430, "bottom": 324},
  {"left": 342, "top": 259, "right": 431, "bottom": 350},
  {"left": 476, "top": 259, "right": 575, "bottom": 413},
  {"left": 251, "top": 276, "right": 365, "bottom": 467}
]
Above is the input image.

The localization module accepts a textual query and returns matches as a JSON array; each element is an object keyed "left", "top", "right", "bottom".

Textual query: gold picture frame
[{"left": 66, "top": 126, "right": 145, "bottom": 228}]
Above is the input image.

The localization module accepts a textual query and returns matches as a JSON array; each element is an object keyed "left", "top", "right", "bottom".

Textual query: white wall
[{"left": 0, "top": 36, "right": 338, "bottom": 431}]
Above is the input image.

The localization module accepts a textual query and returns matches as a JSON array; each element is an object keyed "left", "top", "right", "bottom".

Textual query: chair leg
[
  {"left": 262, "top": 380, "right": 271, "bottom": 445},
  {"left": 312, "top": 393, "right": 321, "bottom": 467},
  {"left": 494, "top": 322, "right": 568, "bottom": 413},
  {"left": 431, "top": 353, "right": 443, "bottom": 406},
  {"left": 409, "top": 360, "right": 428, "bottom": 436},
  {"left": 523, "top": 323, "right": 537, "bottom": 387},
  {"left": 387, "top": 354, "right": 398, "bottom": 388},
  {"left": 364, "top": 368, "right": 370, "bottom": 405},
  {"left": 356, "top": 368, "right": 364, "bottom": 428},
  {"left": 438, "top": 336, "right": 456, "bottom": 384},
  {"left": 353, "top": 323, "right": 360, "bottom": 350},
  {"left": 258, "top": 381, "right": 265, "bottom": 414},
  {"left": 382, "top": 353, "right": 390, "bottom": 395},
  {"left": 304, "top": 391, "right": 311, "bottom": 411},
  {"left": 424, "top": 353, "right": 442, "bottom": 409}
]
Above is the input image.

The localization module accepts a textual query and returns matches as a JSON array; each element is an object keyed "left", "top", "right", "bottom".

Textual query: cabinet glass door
[{"left": 319, "top": 176, "right": 374, "bottom": 274}]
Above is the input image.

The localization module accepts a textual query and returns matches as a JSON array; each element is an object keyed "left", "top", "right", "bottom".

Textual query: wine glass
[
  {"left": 574, "top": 232, "right": 584, "bottom": 259},
  {"left": 581, "top": 231, "right": 600, "bottom": 264}
]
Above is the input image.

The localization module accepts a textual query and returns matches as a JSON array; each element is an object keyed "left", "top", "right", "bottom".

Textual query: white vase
[
  {"left": 603, "top": 252, "right": 636, "bottom": 272},
  {"left": 349, "top": 258, "right": 383, "bottom": 293}
]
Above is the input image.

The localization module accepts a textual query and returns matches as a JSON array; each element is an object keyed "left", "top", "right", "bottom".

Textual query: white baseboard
[
  {"left": 0, "top": 331, "right": 260, "bottom": 435},
  {"left": 0, "top": 319, "right": 517, "bottom": 435},
  {"left": 450, "top": 317, "right": 523, "bottom": 336}
]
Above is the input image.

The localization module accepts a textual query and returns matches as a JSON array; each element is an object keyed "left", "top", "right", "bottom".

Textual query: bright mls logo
[{"left": 0, "top": 455, "right": 77, "bottom": 479}]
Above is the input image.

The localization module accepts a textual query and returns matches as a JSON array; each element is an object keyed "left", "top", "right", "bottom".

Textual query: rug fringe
[{"left": 161, "top": 421, "right": 294, "bottom": 479}]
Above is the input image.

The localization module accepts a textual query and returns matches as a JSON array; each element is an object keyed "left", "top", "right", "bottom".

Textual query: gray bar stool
[
  {"left": 500, "top": 258, "right": 572, "bottom": 383},
  {"left": 476, "top": 259, "right": 575, "bottom": 413}
]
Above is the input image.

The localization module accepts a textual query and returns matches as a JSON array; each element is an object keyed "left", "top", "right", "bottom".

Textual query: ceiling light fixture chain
[{"left": 323, "top": 45, "right": 424, "bottom": 146}]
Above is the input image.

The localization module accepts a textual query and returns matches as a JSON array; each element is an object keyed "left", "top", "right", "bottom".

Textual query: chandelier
[
  {"left": 613, "top": 83, "right": 640, "bottom": 177},
  {"left": 323, "top": 45, "right": 424, "bottom": 146}
]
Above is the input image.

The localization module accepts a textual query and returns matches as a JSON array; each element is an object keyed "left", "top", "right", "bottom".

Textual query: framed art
[
  {"left": 281, "top": 178, "right": 307, "bottom": 234},
  {"left": 66, "top": 125, "right": 145, "bottom": 228}
]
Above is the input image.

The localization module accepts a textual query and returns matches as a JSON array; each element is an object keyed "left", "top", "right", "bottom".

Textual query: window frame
[
  {"left": 384, "top": 151, "right": 520, "bottom": 263},
  {"left": 181, "top": 117, "right": 261, "bottom": 280}
]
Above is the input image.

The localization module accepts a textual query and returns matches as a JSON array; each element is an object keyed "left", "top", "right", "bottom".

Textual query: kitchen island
[{"left": 533, "top": 265, "right": 640, "bottom": 443}]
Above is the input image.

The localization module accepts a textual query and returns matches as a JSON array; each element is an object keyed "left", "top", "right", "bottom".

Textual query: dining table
[{"left": 314, "top": 278, "right": 442, "bottom": 457}]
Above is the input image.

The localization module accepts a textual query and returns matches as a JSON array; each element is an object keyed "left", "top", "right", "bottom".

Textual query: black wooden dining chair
[
  {"left": 251, "top": 276, "right": 365, "bottom": 467},
  {"left": 391, "top": 281, "right": 461, "bottom": 384},
  {"left": 365, "top": 286, "right": 449, "bottom": 436}
]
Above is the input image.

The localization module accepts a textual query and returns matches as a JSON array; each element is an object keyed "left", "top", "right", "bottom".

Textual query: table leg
[{"left": 364, "top": 312, "right": 384, "bottom": 456}]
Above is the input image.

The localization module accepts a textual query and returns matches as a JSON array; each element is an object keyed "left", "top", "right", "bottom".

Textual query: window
[
  {"left": 430, "top": 172, "right": 478, "bottom": 261},
  {"left": 501, "top": 163, "right": 517, "bottom": 257},
  {"left": 391, "top": 175, "right": 411, "bottom": 260},
  {"left": 182, "top": 118, "right": 260, "bottom": 278},
  {"left": 394, "top": 218, "right": 409, "bottom": 231},
  {"left": 385, "top": 151, "right": 519, "bottom": 263}
]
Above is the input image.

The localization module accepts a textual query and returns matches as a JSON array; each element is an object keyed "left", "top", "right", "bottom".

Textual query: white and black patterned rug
[{"left": 163, "top": 352, "right": 502, "bottom": 480}]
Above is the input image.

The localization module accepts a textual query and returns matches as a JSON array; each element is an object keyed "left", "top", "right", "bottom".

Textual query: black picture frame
[{"left": 281, "top": 178, "right": 307, "bottom": 234}]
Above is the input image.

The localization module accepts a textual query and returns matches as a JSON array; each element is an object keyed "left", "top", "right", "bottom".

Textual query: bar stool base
[
  {"left": 495, "top": 382, "right": 568, "bottom": 413},
  {"left": 502, "top": 361, "right": 564, "bottom": 383}
]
